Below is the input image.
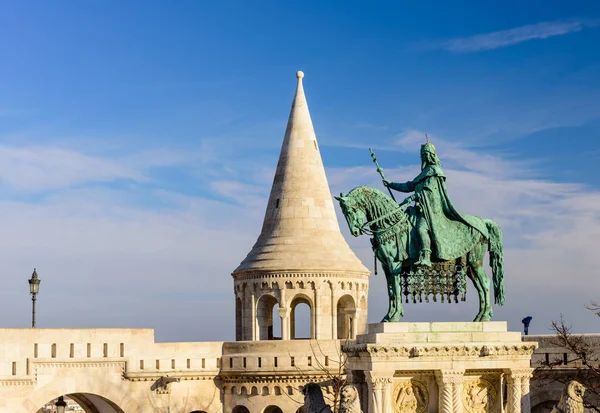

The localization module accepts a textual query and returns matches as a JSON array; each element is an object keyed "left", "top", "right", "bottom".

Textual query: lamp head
[
  {"left": 28, "top": 268, "right": 40, "bottom": 295},
  {"left": 55, "top": 396, "right": 67, "bottom": 413}
]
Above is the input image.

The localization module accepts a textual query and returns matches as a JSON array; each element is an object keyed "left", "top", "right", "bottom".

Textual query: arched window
[
  {"left": 256, "top": 295, "right": 280, "bottom": 340},
  {"left": 232, "top": 406, "right": 251, "bottom": 413},
  {"left": 337, "top": 295, "right": 357, "bottom": 339},
  {"left": 264, "top": 406, "right": 284, "bottom": 413},
  {"left": 290, "top": 295, "right": 312, "bottom": 339},
  {"left": 272, "top": 302, "right": 281, "bottom": 339}
]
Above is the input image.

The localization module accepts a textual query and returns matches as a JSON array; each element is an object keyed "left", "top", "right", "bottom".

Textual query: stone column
[
  {"left": 381, "top": 377, "right": 393, "bottom": 413},
  {"left": 313, "top": 289, "right": 319, "bottom": 339},
  {"left": 351, "top": 309, "right": 358, "bottom": 339},
  {"left": 435, "top": 370, "right": 464, "bottom": 413},
  {"left": 366, "top": 373, "right": 392, "bottom": 413},
  {"left": 250, "top": 291, "right": 257, "bottom": 341},
  {"left": 332, "top": 291, "right": 338, "bottom": 339},
  {"left": 278, "top": 307, "right": 291, "bottom": 340},
  {"left": 506, "top": 369, "right": 534, "bottom": 413}
]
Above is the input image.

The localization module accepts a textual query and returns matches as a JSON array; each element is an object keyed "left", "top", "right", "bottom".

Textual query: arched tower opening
[
  {"left": 290, "top": 295, "right": 313, "bottom": 339},
  {"left": 256, "top": 294, "right": 280, "bottom": 340},
  {"left": 337, "top": 294, "right": 357, "bottom": 340}
]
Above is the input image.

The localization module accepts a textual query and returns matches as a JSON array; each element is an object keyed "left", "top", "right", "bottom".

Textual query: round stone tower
[{"left": 232, "top": 71, "right": 370, "bottom": 341}]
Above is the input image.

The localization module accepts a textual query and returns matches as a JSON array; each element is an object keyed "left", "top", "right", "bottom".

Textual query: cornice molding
[
  {"left": 344, "top": 343, "right": 538, "bottom": 358},
  {"left": 233, "top": 271, "right": 370, "bottom": 280}
]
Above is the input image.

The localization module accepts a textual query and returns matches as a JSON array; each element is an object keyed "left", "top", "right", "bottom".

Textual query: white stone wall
[{"left": 0, "top": 329, "right": 346, "bottom": 413}]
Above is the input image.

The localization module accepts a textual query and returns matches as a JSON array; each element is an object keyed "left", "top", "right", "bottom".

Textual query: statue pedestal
[{"left": 344, "top": 322, "right": 537, "bottom": 413}]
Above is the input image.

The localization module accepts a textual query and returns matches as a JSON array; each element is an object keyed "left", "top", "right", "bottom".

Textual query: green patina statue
[{"left": 336, "top": 139, "right": 505, "bottom": 322}]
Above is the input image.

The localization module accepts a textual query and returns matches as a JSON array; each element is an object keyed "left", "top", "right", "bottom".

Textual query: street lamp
[
  {"left": 55, "top": 396, "right": 66, "bottom": 413},
  {"left": 28, "top": 268, "right": 40, "bottom": 328}
]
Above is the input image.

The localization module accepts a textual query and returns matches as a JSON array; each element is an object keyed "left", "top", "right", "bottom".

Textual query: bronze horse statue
[{"left": 336, "top": 185, "right": 505, "bottom": 322}]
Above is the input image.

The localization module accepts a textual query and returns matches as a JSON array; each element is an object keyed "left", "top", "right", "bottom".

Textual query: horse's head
[
  {"left": 336, "top": 185, "right": 410, "bottom": 239},
  {"left": 335, "top": 192, "right": 366, "bottom": 237}
]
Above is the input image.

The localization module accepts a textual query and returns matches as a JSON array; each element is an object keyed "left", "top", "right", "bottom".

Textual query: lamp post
[
  {"left": 55, "top": 396, "right": 66, "bottom": 413},
  {"left": 28, "top": 268, "right": 40, "bottom": 328}
]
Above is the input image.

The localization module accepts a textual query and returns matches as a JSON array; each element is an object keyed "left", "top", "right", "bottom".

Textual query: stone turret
[{"left": 232, "top": 71, "right": 370, "bottom": 341}]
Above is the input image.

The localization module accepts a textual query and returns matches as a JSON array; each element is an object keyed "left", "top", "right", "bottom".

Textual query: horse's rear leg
[{"left": 468, "top": 242, "right": 492, "bottom": 321}]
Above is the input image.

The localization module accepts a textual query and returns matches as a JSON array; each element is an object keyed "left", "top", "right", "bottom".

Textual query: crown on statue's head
[{"left": 420, "top": 134, "right": 436, "bottom": 156}]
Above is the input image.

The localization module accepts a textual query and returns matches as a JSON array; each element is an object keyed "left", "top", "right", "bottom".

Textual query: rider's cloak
[{"left": 389, "top": 165, "right": 488, "bottom": 260}]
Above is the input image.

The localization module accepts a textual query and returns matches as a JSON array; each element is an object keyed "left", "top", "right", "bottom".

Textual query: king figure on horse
[
  {"left": 335, "top": 136, "right": 505, "bottom": 322},
  {"left": 383, "top": 138, "right": 488, "bottom": 268}
]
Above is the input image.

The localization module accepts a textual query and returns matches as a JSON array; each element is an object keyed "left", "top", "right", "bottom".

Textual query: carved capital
[
  {"left": 435, "top": 370, "right": 465, "bottom": 385},
  {"left": 277, "top": 307, "right": 291, "bottom": 317},
  {"left": 505, "top": 368, "right": 534, "bottom": 380},
  {"left": 366, "top": 373, "right": 393, "bottom": 390}
]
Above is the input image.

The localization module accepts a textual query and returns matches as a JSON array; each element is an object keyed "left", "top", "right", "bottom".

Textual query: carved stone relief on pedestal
[
  {"left": 393, "top": 380, "right": 428, "bottom": 413},
  {"left": 463, "top": 379, "right": 496, "bottom": 413}
]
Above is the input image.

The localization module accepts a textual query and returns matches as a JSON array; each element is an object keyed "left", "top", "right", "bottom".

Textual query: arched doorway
[
  {"left": 256, "top": 294, "right": 280, "bottom": 340},
  {"left": 264, "top": 406, "right": 284, "bottom": 413},
  {"left": 337, "top": 295, "right": 357, "bottom": 339},
  {"left": 232, "top": 406, "right": 251, "bottom": 413},
  {"left": 290, "top": 295, "right": 313, "bottom": 339},
  {"left": 40, "top": 393, "right": 125, "bottom": 413}
]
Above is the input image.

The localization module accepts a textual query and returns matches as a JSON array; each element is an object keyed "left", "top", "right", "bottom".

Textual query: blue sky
[{"left": 0, "top": 1, "right": 599, "bottom": 341}]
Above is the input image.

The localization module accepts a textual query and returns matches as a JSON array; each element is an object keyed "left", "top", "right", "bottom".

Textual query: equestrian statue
[{"left": 335, "top": 137, "right": 505, "bottom": 322}]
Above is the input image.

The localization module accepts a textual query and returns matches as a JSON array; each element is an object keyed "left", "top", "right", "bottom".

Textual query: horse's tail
[{"left": 484, "top": 219, "right": 505, "bottom": 306}]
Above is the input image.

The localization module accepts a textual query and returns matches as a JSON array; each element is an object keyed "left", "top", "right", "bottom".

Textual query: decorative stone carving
[
  {"left": 393, "top": 380, "right": 428, "bottom": 413},
  {"left": 463, "top": 379, "right": 496, "bottom": 413},
  {"left": 551, "top": 380, "right": 585, "bottom": 413},
  {"left": 343, "top": 343, "right": 537, "bottom": 359},
  {"left": 480, "top": 345, "right": 494, "bottom": 356},
  {"left": 339, "top": 384, "right": 363, "bottom": 413}
]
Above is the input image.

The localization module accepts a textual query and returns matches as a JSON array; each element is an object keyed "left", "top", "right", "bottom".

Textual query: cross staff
[{"left": 369, "top": 148, "right": 396, "bottom": 202}]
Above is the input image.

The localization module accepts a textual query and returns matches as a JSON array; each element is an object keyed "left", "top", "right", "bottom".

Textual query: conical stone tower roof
[{"left": 233, "top": 72, "right": 369, "bottom": 276}]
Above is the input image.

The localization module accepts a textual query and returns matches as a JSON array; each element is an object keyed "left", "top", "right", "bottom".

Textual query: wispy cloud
[{"left": 439, "top": 20, "right": 599, "bottom": 53}]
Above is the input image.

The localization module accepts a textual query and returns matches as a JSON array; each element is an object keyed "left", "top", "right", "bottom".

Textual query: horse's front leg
[
  {"left": 377, "top": 250, "right": 396, "bottom": 322},
  {"left": 381, "top": 258, "right": 397, "bottom": 323},
  {"left": 388, "top": 260, "right": 404, "bottom": 322}
]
